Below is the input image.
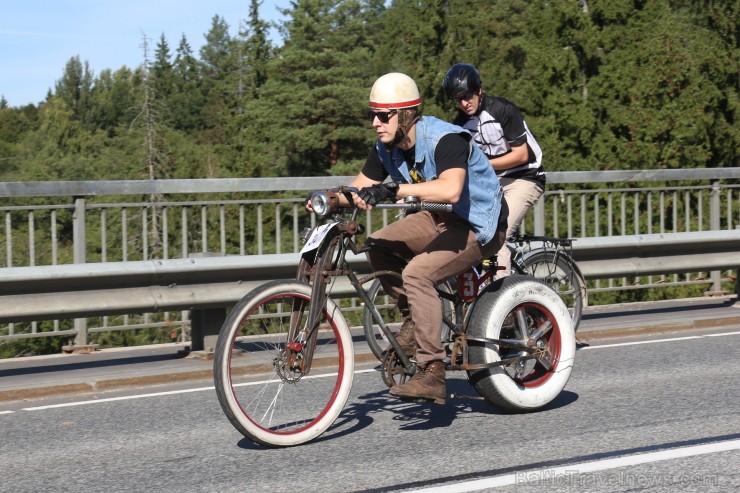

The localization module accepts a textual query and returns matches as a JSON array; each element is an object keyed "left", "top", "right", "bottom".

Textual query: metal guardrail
[
  {"left": 572, "top": 230, "right": 740, "bottom": 277},
  {"left": 0, "top": 253, "right": 370, "bottom": 323},
  {"left": 0, "top": 169, "right": 738, "bottom": 351},
  {"left": 0, "top": 230, "right": 737, "bottom": 350}
]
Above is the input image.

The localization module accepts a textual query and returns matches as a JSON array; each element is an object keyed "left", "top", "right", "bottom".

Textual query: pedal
[{"left": 395, "top": 395, "right": 446, "bottom": 405}]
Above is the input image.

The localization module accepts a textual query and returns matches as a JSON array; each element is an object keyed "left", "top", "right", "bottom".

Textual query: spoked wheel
[
  {"left": 213, "top": 280, "right": 354, "bottom": 448},
  {"left": 517, "top": 250, "right": 587, "bottom": 332},
  {"left": 467, "top": 276, "right": 575, "bottom": 412},
  {"left": 362, "top": 277, "right": 455, "bottom": 361}
]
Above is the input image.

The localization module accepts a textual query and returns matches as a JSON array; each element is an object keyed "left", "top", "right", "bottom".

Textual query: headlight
[{"left": 310, "top": 191, "right": 331, "bottom": 217}]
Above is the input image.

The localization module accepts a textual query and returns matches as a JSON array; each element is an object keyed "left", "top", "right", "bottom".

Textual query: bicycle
[
  {"left": 213, "top": 187, "right": 576, "bottom": 447},
  {"left": 363, "top": 233, "right": 587, "bottom": 362},
  {"left": 509, "top": 233, "right": 587, "bottom": 331}
]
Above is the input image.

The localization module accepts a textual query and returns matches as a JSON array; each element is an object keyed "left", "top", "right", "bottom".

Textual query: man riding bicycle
[
  {"left": 312, "top": 72, "right": 507, "bottom": 403},
  {"left": 443, "top": 63, "right": 545, "bottom": 279}
]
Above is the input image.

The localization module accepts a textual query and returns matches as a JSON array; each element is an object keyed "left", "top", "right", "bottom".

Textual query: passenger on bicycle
[
  {"left": 319, "top": 72, "right": 507, "bottom": 404},
  {"left": 443, "top": 63, "right": 545, "bottom": 279}
]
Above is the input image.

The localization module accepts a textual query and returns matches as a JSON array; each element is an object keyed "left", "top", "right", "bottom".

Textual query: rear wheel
[
  {"left": 467, "top": 276, "right": 575, "bottom": 412},
  {"left": 516, "top": 250, "right": 586, "bottom": 332},
  {"left": 213, "top": 280, "right": 354, "bottom": 447}
]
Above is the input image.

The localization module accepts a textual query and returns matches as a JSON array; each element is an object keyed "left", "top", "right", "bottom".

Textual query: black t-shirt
[{"left": 361, "top": 133, "right": 468, "bottom": 183}]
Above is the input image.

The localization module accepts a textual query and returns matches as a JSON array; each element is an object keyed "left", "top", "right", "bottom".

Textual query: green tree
[
  {"left": 1, "top": 0, "right": 737, "bottom": 184},
  {"left": 223, "top": 0, "right": 276, "bottom": 174},
  {"left": 239, "top": 0, "right": 273, "bottom": 99},
  {"left": 199, "top": 15, "right": 239, "bottom": 151},
  {"left": 88, "top": 67, "right": 137, "bottom": 134},
  {"left": 54, "top": 56, "right": 95, "bottom": 128},
  {"left": 0, "top": 105, "right": 38, "bottom": 179},
  {"left": 374, "top": 0, "right": 451, "bottom": 117},
  {"left": 171, "top": 34, "right": 207, "bottom": 132},
  {"left": 588, "top": 0, "right": 737, "bottom": 169},
  {"left": 152, "top": 34, "right": 177, "bottom": 104},
  {"left": 251, "top": 0, "right": 386, "bottom": 177}
]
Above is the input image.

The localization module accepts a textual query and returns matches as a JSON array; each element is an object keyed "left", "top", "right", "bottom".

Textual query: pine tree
[
  {"left": 199, "top": 15, "right": 238, "bottom": 149},
  {"left": 227, "top": 0, "right": 275, "bottom": 173},
  {"left": 587, "top": 0, "right": 737, "bottom": 168},
  {"left": 54, "top": 56, "right": 95, "bottom": 129},
  {"left": 171, "top": 34, "right": 206, "bottom": 132},
  {"left": 90, "top": 67, "right": 137, "bottom": 134},
  {"left": 152, "top": 34, "right": 177, "bottom": 107},
  {"left": 250, "top": 0, "right": 386, "bottom": 177}
]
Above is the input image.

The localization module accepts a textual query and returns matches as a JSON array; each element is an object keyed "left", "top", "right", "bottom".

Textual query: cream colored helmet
[{"left": 369, "top": 72, "right": 421, "bottom": 110}]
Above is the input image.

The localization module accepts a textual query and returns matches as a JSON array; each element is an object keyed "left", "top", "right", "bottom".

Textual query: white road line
[
  {"left": 22, "top": 385, "right": 216, "bottom": 410},
  {"left": 408, "top": 439, "right": 740, "bottom": 492},
  {"left": 580, "top": 330, "right": 740, "bottom": 350},
  {"left": 0, "top": 410, "right": 15, "bottom": 415},
  {"left": 19, "top": 368, "right": 378, "bottom": 411}
]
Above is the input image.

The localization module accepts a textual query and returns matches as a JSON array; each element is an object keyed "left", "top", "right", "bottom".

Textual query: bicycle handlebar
[
  {"left": 375, "top": 196, "right": 453, "bottom": 213},
  {"left": 308, "top": 188, "right": 452, "bottom": 218}
]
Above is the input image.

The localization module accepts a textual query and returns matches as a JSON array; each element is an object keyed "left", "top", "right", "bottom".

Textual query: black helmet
[{"left": 442, "top": 63, "right": 482, "bottom": 100}]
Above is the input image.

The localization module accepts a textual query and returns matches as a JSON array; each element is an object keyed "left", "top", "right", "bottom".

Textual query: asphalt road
[
  {"left": 2, "top": 294, "right": 739, "bottom": 402},
  {"left": 1, "top": 326, "right": 739, "bottom": 492}
]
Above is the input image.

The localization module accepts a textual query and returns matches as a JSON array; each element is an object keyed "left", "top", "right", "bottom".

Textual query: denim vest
[{"left": 373, "top": 116, "right": 502, "bottom": 244}]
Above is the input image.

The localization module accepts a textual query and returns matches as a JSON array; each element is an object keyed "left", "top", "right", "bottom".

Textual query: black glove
[{"left": 357, "top": 182, "right": 399, "bottom": 206}]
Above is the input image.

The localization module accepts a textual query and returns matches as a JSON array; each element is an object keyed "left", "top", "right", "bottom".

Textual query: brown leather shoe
[
  {"left": 389, "top": 360, "right": 446, "bottom": 404},
  {"left": 386, "top": 316, "right": 416, "bottom": 357}
]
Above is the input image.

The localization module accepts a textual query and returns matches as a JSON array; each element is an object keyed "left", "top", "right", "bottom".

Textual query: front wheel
[
  {"left": 213, "top": 280, "right": 354, "bottom": 447},
  {"left": 467, "top": 276, "right": 575, "bottom": 412}
]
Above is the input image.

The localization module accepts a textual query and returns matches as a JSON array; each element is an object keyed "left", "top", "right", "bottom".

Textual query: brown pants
[
  {"left": 365, "top": 211, "right": 506, "bottom": 365},
  {"left": 495, "top": 177, "right": 544, "bottom": 279}
]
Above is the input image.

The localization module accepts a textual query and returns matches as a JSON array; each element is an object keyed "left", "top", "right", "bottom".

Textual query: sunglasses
[
  {"left": 452, "top": 91, "right": 477, "bottom": 104},
  {"left": 367, "top": 110, "right": 397, "bottom": 124}
]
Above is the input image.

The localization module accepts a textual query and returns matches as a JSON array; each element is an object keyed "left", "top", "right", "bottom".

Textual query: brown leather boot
[
  {"left": 385, "top": 315, "right": 416, "bottom": 357},
  {"left": 389, "top": 360, "right": 446, "bottom": 404}
]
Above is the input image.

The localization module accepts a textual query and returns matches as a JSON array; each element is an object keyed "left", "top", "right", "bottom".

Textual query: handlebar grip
[
  {"left": 375, "top": 200, "right": 453, "bottom": 213},
  {"left": 420, "top": 202, "right": 453, "bottom": 213}
]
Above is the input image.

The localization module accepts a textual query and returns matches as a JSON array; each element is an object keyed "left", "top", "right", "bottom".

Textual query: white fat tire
[{"left": 468, "top": 276, "right": 575, "bottom": 412}]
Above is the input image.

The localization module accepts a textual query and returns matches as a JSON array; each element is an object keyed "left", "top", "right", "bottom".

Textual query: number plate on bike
[{"left": 300, "top": 222, "right": 340, "bottom": 254}]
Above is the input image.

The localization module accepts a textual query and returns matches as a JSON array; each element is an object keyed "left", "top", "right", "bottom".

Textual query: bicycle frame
[{"left": 299, "top": 188, "right": 557, "bottom": 377}]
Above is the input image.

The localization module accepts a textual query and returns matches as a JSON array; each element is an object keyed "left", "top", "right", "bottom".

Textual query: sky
[{"left": 0, "top": 0, "right": 292, "bottom": 108}]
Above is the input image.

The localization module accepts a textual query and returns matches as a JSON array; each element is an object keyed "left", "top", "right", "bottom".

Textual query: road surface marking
[
  {"left": 580, "top": 330, "right": 740, "bottom": 350},
  {"left": 408, "top": 439, "right": 740, "bottom": 492}
]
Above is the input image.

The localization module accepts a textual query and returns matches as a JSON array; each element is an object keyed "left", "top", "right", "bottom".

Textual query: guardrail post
[
  {"left": 72, "top": 196, "right": 88, "bottom": 347},
  {"left": 189, "top": 308, "right": 226, "bottom": 353},
  {"left": 186, "top": 251, "right": 228, "bottom": 353},
  {"left": 534, "top": 195, "right": 545, "bottom": 236},
  {"left": 708, "top": 182, "right": 722, "bottom": 295}
]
